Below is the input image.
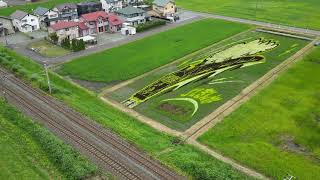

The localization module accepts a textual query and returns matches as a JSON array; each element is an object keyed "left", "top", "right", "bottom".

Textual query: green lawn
[
  {"left": 29, "top": 40, "right": 70, "bottom": 58},
  {"left": 0, "top": 98, "right": 97, "bottom": 179},
  {"left": 59, "top": 19, "right": 250, "bottom": 82},
  {"left": 177, "top": 0, "right": 320, "bottom": 30},
  {"left": 198, "top": 48, "right": 320, "bottom": 179},
  {"left": 0, "top": 45, "right": 252, "bottom": 179}
]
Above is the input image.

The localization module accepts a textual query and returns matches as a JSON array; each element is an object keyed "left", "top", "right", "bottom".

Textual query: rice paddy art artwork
[{"left": 123, "top": 38, "right": 279, "bottom": 110}]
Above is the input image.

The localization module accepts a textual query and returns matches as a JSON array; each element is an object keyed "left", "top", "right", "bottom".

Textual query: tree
[
  {"left": 71, "top": 39, "right": 78, "bottom": 52},
  {"left": 61, "top": 37, "right": 70, "bottom": 49},
  {"left": 49, "top": 33, "right": 59, "bottom": 44},
  {"left": 79, "top": 39, "right": 85, "bottom": 51}
]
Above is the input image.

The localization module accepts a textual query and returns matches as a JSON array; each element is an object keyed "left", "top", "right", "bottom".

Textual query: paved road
[{"left": 9, "top": 12, "right": 202, "bottom": 65}]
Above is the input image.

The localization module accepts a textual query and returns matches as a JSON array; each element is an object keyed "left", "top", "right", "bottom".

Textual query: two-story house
[
  {"left": 77, "top": 1, "right": 103, "bottom": 16},
  {"left": 115, "top": 6, "right": 147, "bottom": 26},
  {"left": 33, "top": 7, "right": 60, "bottom": 28},
  {"left": 48, "top": 21, "right": 79, "bottom": 42},
  {"left": 79, "top": 11, "right": 109, "bottom": 36},
  {"left": 151, "top": 0, "right": 176, "bottom": 18},
  {"left": 100, "top": 0, "right": 123, "bottom": 13},
  {"left": 108, "top": 14, "right": 123, "bottom": 32},
  {"left": 53, "top": 3, "right": 78, "bottom": 21},
  {"left": 10, "top": 10, "right": 40, "bottom": 33}
]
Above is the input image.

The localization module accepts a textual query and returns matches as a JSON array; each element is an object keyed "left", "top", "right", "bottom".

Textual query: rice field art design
[{"left": 123, "top": 38, "right": 279, "bottom": 108}]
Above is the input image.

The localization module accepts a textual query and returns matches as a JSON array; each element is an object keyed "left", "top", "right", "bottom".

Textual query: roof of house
[
  {"left": 10, "top": 10, "right": 28, "bottom": 20},
  {"left": 55, "top": 3, "right": 77, "bottom": 11},
  {"left": 81, "top": 11, "right": 108, "bottom": 21},
  {"left": 78, "top": 22, "right": 89, "bottom": 30},
  {"left": 105, "top": 0, "right": 121, "bottom": 3},
  {"left": 77, "top": 1, "right": 101, "bottom": 6},
  {"left": 33, "top": 7, "right": 49, "bottom": 16},
  {"left": 116, "top": 6, "right": 145, "bottom": 15},
  {"left": 50, "top": 21, "right": 78, "bottom": 31},
  {"left": 108, "top": 14, "right": 123, "bottom": 26},
  {"left": 153, "top": 0, "right": 174, "bottom": 7}
]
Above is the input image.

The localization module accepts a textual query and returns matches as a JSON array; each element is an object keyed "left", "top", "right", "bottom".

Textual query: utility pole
[{"left": 44, "top": 63, "right": 52, "bottom": 94}]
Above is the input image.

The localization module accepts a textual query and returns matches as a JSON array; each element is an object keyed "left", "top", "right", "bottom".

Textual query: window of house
[
  {"left": 65, "top": 28, "right": 69, "bottom": 31},
  {"left": 31, "top": 19, "right": 35, "bottom": 22},
  {"left": 22, "top": 20, "right": 27, "bottom": 23}
]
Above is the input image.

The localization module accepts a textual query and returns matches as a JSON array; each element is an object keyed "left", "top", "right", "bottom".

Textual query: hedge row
[{"left": 136, "top": 20, "right": 166, "bottom": 32}]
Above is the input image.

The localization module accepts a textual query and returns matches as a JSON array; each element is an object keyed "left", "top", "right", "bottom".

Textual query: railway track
[{"left": 0, "top": 68, "right": 184, "bottom": 180}]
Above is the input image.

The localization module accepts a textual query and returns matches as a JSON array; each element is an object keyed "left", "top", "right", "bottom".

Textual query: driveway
[{"left": 0, "top": 32, "right": 30, "bottom": 45}]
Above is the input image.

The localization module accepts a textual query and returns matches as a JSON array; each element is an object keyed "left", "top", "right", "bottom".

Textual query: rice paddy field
[
  {"left": 0, "top": 45, "right": 252, "bottom": 180},
  {"left": 107, "top": 30, "right": 310, "bottom": 131},
  {"left": 58, "top": 19, "right": 251, "bottom": 82},
  {"left": 177, "top": 0, "right": 320, "bottom": 30},
  {"left": 198, "top": 47, "right": 320, "bottom": 179}
]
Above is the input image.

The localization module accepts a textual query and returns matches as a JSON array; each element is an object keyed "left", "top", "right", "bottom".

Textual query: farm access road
[{"left": 0, "top": 68, "right": 185, "bottom": 180}]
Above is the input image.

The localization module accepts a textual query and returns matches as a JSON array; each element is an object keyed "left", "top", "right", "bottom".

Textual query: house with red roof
[
  {"left": 48, "top": 21, "right": 79, "bottom": 42},
  {"left": 108, "top": 14, "right": 123, "bottom": 32},
  {"left": 79, "top": 11, "right": 109, "bottom": 35}
]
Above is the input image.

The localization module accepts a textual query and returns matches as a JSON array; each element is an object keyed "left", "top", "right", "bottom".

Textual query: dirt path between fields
[{"left": 183, "top": 39, "right": 318, "bottom": 140}]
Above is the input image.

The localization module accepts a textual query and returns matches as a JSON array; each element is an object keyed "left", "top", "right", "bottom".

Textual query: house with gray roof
[
  {"left": 100, "top": 0, "right": 123, "bottom": 13},
  {"left": 10, "top": 10, "right": 40, "bottom": 33},
  {"left": 151, "top": 0, "right": 176, "bottom": 18},
  {"left": 33, "top": 7, "right": 60, "bottom": 28},
  {"left": 53, "top": 3, "right": 78, "bottom": 21},
  {"left": 115, "top": 6, "right": 148, "bottom": 26},
  {"left": 0, "top": 16, "right": 14, "bottom": 37}
]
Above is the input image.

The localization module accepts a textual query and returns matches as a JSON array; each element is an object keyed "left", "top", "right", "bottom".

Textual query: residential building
[
  {"left": 100, "top": 0, "right": 123, "bottom": 13},
  {"left": 123, "top": 0, "right": 144, "bottom": 6},
  {"left": 0, "top": 16, "right": 15, "bottom": 37},
  {"left": 151, "top": 0, "right": 176, "bottom": 18},
  {"left": 79, "top": 11, "right": 109, "bottom": 36},
  {"left": 77, "top": 1, "right": 102, "bottom": 16},
  {"left": 53, "top": 3, "right": 78, "bottom": 21},
  {"left": 115, "top": 6, "right": 147, "bottom": 26},
  {"left": 48, "top": 21, "right": 79, "bottom": 42},
  {"left": 108, "top": 14, "right": 123, "bottom": 32},
  {"left": 10, "top": 10, "right": 40, "bottom": 33},
  {"left": 33, "top": 7, "right": 58, "bottom": 28},
  {"left": 0, "top": 0, "right": 7, "bottom": 8}
]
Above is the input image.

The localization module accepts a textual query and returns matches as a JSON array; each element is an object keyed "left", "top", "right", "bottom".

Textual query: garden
[
  {"left": 198, "top": 48, "right": 320, "bottom": 179},
  {"left": 107, "top": 30, "right": 310, "bottom": 131},
  {"left": 29, "top": 40, "right": 71, "bottom": 58}
]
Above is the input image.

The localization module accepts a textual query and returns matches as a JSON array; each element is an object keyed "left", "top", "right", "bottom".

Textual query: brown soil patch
[
  {"left": 158, "top": 102, "right": 188, "bottom": 116},
  {"left": 279, "top": 135, "right": 308, "bottom": 154}
]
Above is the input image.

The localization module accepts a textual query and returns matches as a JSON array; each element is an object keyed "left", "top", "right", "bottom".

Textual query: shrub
[
  {"left": 136, "top": 20, "right": 166, "bottom": 32},
  {"left": 61, "top": 37, "right": 71, "bottom": 49},
  {"left": 49, "top": 33, "right": 59, "bottom": 45}
]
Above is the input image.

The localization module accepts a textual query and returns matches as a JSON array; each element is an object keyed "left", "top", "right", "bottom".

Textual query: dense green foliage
[
  {"left": 59, "top": 19, "right": 250, "bottom": 82},
  {"left": 199, "top": 48, "right": 320, "bottom": 179},
  {"left": 0, "top": 45, "right": 251, "bottom": 179},
  {"left": 136, "top": 20, "right": 166, "bottom": 32},
  {"left": 0, "top": 98, "right": 97, "bottom": 179},
  {"left": 177, "top": 0, "right": 320, "bottom": 30}
]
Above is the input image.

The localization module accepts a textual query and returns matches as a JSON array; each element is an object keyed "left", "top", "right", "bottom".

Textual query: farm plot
[
  {"left": 198, "top": 48, "right": 320, "bottom": 179},
  {"left": 58, "top": 19, "right": 250, "bottom": 83},
  {"left": 107, "top": 30, "right": 309, "bottom": 131},
  {"left": 176, "top": 0, "right": 320, "bottom": 30}
]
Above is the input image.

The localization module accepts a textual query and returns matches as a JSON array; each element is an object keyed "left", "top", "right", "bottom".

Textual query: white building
[
  {"left": 33, "top": 7, "right": 59, "bottom": 27},
  {"left": 100, "top": 0, "right": 123, "bottom": 13},
  {"left": 0, "top": 0, "right": 8, "bottom": 8},
  {"left": 10, "top": 10, "right": 40, "bottom": 33}
]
